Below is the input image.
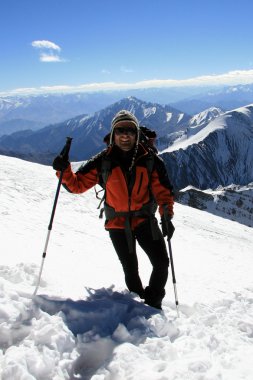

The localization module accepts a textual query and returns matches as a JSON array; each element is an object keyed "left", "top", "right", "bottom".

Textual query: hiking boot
[
  {"left": 144, "top": 286, "right": 165, "bottom": 310},
  {"left": 128, "top": 287, "right": 145, "bottom": 299}
]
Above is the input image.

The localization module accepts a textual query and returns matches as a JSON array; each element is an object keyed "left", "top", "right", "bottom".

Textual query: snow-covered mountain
[
  {"left": 177, "top": 183, "right": 253, "bottom": 227},
  {"left": 188, "top": 107, "right": 224, "bottom": 128},
  {"left": 162, "top": 106, "right": 224, "bottom": 148},
  {"left": 1, "top": 154, "right": 253, "bottom": 380},
  {"left": 161, "top": 104, "right": 253, "bottom": 190},
  {"left": 0, "top": 97, "right": 190, "bottom": 162}
]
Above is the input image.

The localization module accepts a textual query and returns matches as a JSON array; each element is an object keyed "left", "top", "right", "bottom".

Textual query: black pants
[{"left": 109, "top": 219, "right": 169, "bottom": 297}]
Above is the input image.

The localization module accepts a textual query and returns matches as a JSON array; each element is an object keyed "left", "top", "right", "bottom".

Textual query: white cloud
[
  {"left": 40, "top": 53, "right": 64, "bottom": 62},
  {"left": 2, "top": 69, "right": 253, "bottom": 97},
  {"left": 129, "top": 69, "right": 253, "bottom": 88},
  {"left": 31, "top": 40, "right": 65, "bottom": 63},
  {"left": 31, "top": 40, "right": 61, "bottom": 51}
]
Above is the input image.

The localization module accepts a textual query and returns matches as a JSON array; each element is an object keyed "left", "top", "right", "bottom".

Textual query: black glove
[
  {"left": 161, "top": 215, "right": 175, "bottom": 240},
  {"left": 52, "top": 155, "right": 70, "bottom": 171}
]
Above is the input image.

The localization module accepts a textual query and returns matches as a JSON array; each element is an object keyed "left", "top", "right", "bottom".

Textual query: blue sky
[{"left": 1, "top": 0, "right": 253, "bottom": 96}]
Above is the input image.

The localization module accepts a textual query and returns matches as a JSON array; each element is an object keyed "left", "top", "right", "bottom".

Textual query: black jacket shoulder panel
[{"left": 76, "top": 148, "right": 108, "bottom": 175}]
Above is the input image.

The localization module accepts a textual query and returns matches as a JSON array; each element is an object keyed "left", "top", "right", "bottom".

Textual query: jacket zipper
[{"left": 121, "top": 168, "right": 132, "bottom": 211}]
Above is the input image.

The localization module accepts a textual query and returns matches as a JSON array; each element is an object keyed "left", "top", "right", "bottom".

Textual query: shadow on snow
[{"left": 34, "top": 286, "right": 160, "bottom": 337}]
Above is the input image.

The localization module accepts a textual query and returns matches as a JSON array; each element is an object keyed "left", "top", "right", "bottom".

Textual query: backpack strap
[
  {"left": 100, "top": 157, "right": 112, "bottom": 189},
  {"left": 145, "top": 151, "right": 155, "bottom": 182}
]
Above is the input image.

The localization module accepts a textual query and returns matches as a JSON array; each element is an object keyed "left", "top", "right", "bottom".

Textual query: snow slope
[
  {"left": 1, "top": 155, "right": 253, "bottom": 380},
  {"left": 161, "top": 104, "right": 253, "bottom": 154}
]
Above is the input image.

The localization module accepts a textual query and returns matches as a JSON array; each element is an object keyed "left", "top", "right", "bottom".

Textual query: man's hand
[
  {"left": 161, "top": 215, "right": 175, "bottom": 239},
  {"left": 161, "top": 204, "right": 175, "bottom": 239},
  {"left": 52, "top": 155, "right": 70, "bottom": 171}
]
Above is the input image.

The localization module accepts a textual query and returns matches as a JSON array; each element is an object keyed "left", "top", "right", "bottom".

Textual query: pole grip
[
  {"left": 48, "top": 137, "right": 73, "bottom": 230},
  {"left": 162, "top": 204, "right": 172, "bottom": 236},
  {"left": 60, "top": 136, "right": 73, "bottom": 159}
]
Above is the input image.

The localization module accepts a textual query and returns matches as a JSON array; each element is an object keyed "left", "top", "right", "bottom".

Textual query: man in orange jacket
[{"left": 53, "top": 110, "right": 175, "bottom": 309}]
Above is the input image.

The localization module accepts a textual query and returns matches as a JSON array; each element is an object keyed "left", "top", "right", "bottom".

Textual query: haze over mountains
[{"left": 171, "top": 83, "right": 253, "bottom": 114}]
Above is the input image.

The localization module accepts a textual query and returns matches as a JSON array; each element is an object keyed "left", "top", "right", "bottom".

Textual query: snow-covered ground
[{"left": 1, "top": 155, "right": 253, "bottom": 380}]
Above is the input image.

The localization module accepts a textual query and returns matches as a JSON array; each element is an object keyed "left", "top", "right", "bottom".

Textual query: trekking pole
[
  {"left": 33, "top": 137, "right": 73, "bottom": 296},
  {"left": 167, "top": 238, "right": 180, "bottom": 317},
  {"left": 163, "top": 205, "right": 179, "bottom": 317}
]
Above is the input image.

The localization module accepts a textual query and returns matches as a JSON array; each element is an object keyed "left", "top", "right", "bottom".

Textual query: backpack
[{"left": 139, "top": 126, "right": 158, "bottom": 153}]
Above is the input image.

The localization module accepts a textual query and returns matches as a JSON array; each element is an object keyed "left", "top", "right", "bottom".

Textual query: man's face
[{"left": 114, "top": 121, "right": 137, "bottom": 151}]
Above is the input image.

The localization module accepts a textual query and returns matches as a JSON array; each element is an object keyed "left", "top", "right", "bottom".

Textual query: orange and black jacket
[{"left": 57, "top": 143, "right": 174, "bottom": 230}]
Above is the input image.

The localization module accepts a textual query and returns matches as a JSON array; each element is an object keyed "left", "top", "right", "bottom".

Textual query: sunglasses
[{"left": 114, "top": 127, "right": 137, "bottom": 136}]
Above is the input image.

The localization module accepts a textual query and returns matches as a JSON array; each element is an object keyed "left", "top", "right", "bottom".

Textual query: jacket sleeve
[
  {"left": 150, "top": 155, "right": 174, "bottom": 217},
  {"left": 56, "top": 160, "right": 99, "bottom": 194}
]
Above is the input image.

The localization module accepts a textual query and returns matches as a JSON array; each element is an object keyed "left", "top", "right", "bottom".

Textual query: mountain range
[
  {"left": 0, "top": 97, "right": 191, "bottom": 162},
  {"left": 0, "top": 94, "right": 252, "bottom": 228},
  {"left": 1, "top": 97, "right": 252, "bottom": 188},
  {"left": 1, "top": 83, "right": 253, "bottom": 137}
]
